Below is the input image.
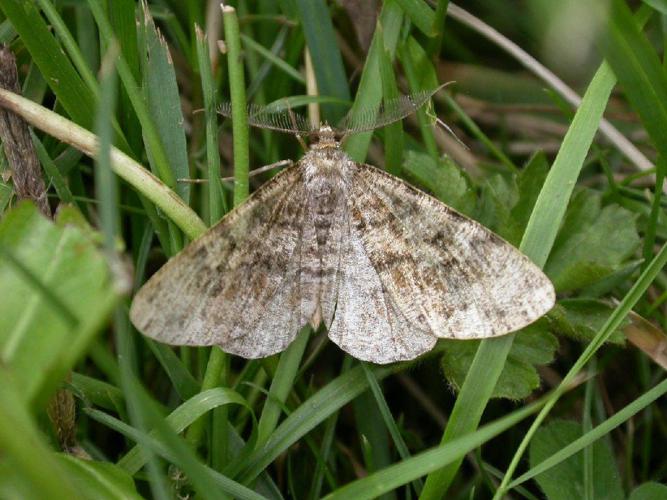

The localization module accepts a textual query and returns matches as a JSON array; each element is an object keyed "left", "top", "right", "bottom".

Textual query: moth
[{"left": 130, "top": 89, "right": 555, "bottom": 364}]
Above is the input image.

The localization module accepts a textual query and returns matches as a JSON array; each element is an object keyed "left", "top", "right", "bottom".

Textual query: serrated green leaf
[
  {"left": 0, "top": 202, "right": 121, "bottom": 406},
  {"left": 477, "top": 173, "right": 519, "bottom": 232},
  {"left": 500, "top": 153, "right": 550, "bottom": 246},
  {"left": 402, "top": 150, "right": 475, "bottom": 215},
  {"left": 441, "top": 320, "right": 558, "bottom": 400},
  {"left": 544, "top": 189, "right": 640, "bottom": 292},
  {"left": 140, "top": 8, "right": 190, "bottom": 203},
  {"left": 529, "top": 420, "right": 624, "bottom": 500},
  {"left": 629, "top": 482, "right": 667, "bottom": 500},
  {"left": 549, "top": 298, "right": 626, "bottom": 345}
]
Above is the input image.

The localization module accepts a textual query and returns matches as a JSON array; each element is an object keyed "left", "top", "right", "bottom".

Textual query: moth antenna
[
  {"left": 284, "top": 101, "right": 309, "bottom": 151},
  {"left": 433, "top": 115, "right": 470, "bottom": 151},
  {"left": 337, "top": 82, "right": 453, "bottom": 135},
  {"left": 178, "top": 159, "right": 293, "bottom": 183}
]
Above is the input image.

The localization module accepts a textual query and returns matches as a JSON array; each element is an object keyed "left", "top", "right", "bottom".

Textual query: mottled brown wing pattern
[
  {"left": 130, "top": 165, "right": 313, "bottom": 358},
  {"left": 349, "top": 163, "right": 555, "bottom": 340},
  {"left": 328, "top": 210, "right": 437, "bottom": 363}
]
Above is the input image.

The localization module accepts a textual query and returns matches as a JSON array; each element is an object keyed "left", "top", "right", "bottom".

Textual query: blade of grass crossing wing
[
  {"left": 396, "top": 37, "right": 439, "bottom": 159},
  {"left": 96, "top": 54, "right": 171, "bottom": 500},
  {"left": 419, "top": 57, "right": 619, "bottom": 499},
  {"left": 195, "top": 26, "right": 226, "bottom": 223},
  {"left": 186, "top": 3, "right": 248, "bottom": 456},
  {"left": 380, "top": 42, "right": 404, "bottom": 176}
]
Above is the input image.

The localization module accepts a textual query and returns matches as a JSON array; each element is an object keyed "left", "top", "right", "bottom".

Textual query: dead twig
[{"left": 0, "top": 46, "right": 50, "bottom": 217}]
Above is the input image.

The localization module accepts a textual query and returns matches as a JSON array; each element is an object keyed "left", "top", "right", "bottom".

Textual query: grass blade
[
  {"left": 496, "top": 242, "right": 667, "bottom": 497},
  {"left": 324, "top": 393, "right": 550, "bottom": 500},
  {"left": 344, "top": 2, "right": 403, "bottom": 162},
  {"left": 294, "top": 0, "right": 350, "bottom": 123},
  {"left": 235, "top": 364, "right": 401, "bottom": 483},
  {"left": 195, "top": 25, "right": 226, "bottom": 223},
  {"left": 596, "top": 0, "right": 667, "bottom": 158},
  {"left": 0, "top": 0, "right": 96, "bottom": 128}
]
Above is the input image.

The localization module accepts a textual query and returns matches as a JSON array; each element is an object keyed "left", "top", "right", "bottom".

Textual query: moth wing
[
  {"left": 130, "top": 165, "right": 313, "bottom": 358},
  {"left": 327, "top": 207, "right": 437, "bottom": 364},
  {"left": 349, "top": 163, "right": 555, "bottom": 339}
]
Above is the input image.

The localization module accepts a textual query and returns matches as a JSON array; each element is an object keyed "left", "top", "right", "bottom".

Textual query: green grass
[{"left": 0, "top": 1, "right": 666, "bottom": 499}]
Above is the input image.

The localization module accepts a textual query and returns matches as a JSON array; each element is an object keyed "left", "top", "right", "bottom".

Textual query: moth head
[{"left": 310, "top": 124, "right": 338, "bottom": 149}]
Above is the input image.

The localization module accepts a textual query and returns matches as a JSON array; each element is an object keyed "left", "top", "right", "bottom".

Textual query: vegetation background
[{"left": 0, "top": 0, "right": 666, "bottom": 498}]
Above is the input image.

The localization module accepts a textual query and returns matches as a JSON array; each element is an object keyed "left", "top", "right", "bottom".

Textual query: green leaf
[
  {"left": 343, "top": 2, "right": 403, "bottom": 162},
  {"left": 234, "top": 364, "right": 399, "bottom": 483},
  {"left": 55, "top": 455, "right": 141, "bottom": 500},
  {"left": 545, "top": 190, "right": 640, "bottom": 292},
  {"left": 0, "top": 368, "right": 81, "bottom": 499},
  {"left": 629, "top": 482, "right": 667, "bottom": 500},
  {"left": 397, "top": 36, "right": 439, "bottom": 157},
  {"left": 500, "top": 153, "right": 550, "bottom": 246},
  {"left": 70, "top": 372, "right": 125, "bottom": 414},
  {"left": 394, "top": 0, "right": 436, "bottom": 36},
  {"left": 116, "top": 387, "right": 251, "bottom": 474},
  {"left": 402, "top": 150, "right": 475, "bottom": 216},
  {"left": 597, "top": 0, "right": 667, "bottom": 159},
  {"left": 0, "top": 202, "right": 121, "bottom": 406},
  {"left": 529, "top": 420, "right": 624, "bottom": 500},
  {"left": 549, "top": 299, "right": 626, "bottom": 345},
  {"left": 140, "top": 7, "right": 190, "bottom": 203},
  {"left": 477, "top": 172, "right": 518, "bottom": 232},
  {"left": 441, "top": 320, "right": 558, "bottom": 400},
  {"left": 294, "top": 0, "right": 350, "bottom": 123}
]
